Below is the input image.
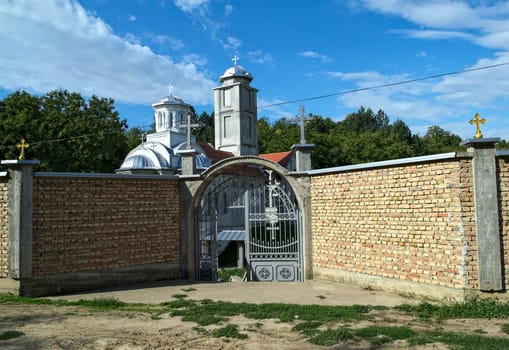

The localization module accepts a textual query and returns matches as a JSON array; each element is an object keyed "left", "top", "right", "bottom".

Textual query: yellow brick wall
[
  {"left": 311, "top": 159, "right": 475, "bottom": 289},
  {"left": 31, "top": 176, "right": 180, "bottom": 277},
  {"left": 499, "top": 157, "right": 509, "bottom": 288},
  {"left": 0, "top": 178, "right": 8, "bottom": 278}
]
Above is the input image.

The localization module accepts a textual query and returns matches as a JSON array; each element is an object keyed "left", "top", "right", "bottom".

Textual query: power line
[
  {"left": 0, "top": 129, "right": 124, "bottom": 152},
  {"left": 257, "top": 62, "right": 509, "bottom": 110}
]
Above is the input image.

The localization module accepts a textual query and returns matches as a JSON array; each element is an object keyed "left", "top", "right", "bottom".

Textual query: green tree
[
  {"left": 257, "top": 117, "right": 274, "bottom": 154},
  {"left": 341, "top": 107, "right": 389, "bottom": 133},
  {"left": 195, "top": 111, "right": 214, "bottom": 144},
  {"left": 422, "top": 125, "right": 462, "bottom": 154},
  {"left": 496, "top": 139, "right": 509, "bottom": 150},
  {"left": 0, "top": 90, "right": 128, "bottom": 172},
  {"left": 125, "top": 127, "right": 144, "bottom": 150},
  {"left": 0, "top": 91, "right": 42, "bottom": 160}
]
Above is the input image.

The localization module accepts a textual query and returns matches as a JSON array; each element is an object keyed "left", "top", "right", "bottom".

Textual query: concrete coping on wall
[
  {"left": 34, "top": 172, "right": 179, "bottom": 180},
  {"left": 307, "top": 152, "right": 462, "bottom": 176},
  {"left": 1, "top": 160, "right": 41, "bottom": 166},
  {"left": 0, "top": 171, "right": 7, "bottom": 177},
  {"left": 497, "top": 150, "right": 509, "bottom": 157}
]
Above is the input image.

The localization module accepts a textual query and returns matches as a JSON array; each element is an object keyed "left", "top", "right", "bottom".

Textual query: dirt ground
[{"left": 2, "top": 302, "right": 509, "bottom": 350}]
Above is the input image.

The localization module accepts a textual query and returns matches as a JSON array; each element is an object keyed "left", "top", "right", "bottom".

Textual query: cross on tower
[
  {"left": 178, "top": 112, "right": 201, "bottom": 149},
  {"left": 232, "top": 54, "right": 239, "bottom": 66},
  {"left": 166, "top": 82, "right": 175, "bottom": 96},
  {"left": 469, "top": 113, "right": 487, "bottom": 139},
  {"left": 289, "top": 105, "right": 313, "bottom": 144},
  {"left": 16, "top": 138, "right": 29, "bottom": 160}
]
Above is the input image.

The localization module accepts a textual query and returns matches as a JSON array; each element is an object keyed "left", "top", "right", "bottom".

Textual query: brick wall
[
  {"left": 499, "top": 157, "right": 509, "bottom": 288},
  {"left": 31, "top": 175, "right": 180, "bottom": 277},
  {"left": 310, "top": 158, "right": 475, "bottom": 290},
  {"left": 0, "top": 177, "right": 8, "bottom": 278}
]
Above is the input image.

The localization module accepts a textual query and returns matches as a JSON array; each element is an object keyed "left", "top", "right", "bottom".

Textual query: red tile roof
[
  {"left": 197, "top": 142, "right": 234, "bottom": 164},
  {"left": 259, "top": 151, "right": 293, "bottom": 166}
]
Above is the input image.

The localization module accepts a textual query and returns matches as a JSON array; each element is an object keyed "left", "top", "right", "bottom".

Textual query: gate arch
[{"left": 192, "top": 157, "right": 304, "bottom": 282}]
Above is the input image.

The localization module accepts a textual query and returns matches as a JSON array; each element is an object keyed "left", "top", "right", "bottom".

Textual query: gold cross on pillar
[
  {"left": 469, "top": 113, "right": 487, "bottom": 139},
  {"left": 16, "top": 138, "right": 29, "bottom": 160}
]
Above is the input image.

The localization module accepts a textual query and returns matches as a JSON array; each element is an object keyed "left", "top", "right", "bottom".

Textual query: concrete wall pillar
[
  {"left": 179, "top": 149, "right": 197, "bottom": 176},
  {"left": 291, "top": 144, "right": 314, "bottom": 172},
  {"left": 461, "top": 138, "right": 503, "bottom": 291},
  {"left": 1, "top": 160, "right": 39, "bottom": 284}
]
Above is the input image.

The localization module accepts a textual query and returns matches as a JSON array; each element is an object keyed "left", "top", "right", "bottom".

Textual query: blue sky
[{"left": 1, "top": 0, "right": 508, "bottom": 140}]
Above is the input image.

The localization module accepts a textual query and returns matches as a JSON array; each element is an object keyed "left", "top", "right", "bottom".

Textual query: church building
[{"left": 116, "top": 60, "right": 296, "bottom": 175}]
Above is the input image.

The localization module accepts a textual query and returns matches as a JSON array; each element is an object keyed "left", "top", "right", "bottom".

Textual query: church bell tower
[{"left": 214, "top": 57, "right": 258, "bottom": 156}]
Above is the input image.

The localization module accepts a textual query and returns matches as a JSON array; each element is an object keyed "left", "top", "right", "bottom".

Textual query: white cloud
[
  {"left": 359, "top": 0, "right": 480, "bottom": 29},
  {"left": 394, "top": 29, "right": 475, "bottom": 41},
  {"left": 224, "top": 4, "right": 234, "bottom": 16},
  {"left": 181, "top": 53, "right": 208, "bottom": 66},
  {"left": 128, "top": 14, "right": 136, "bottom": 21},
  {"left": 221, "top": 35, "right": 242, "bottom": 50},
  {"left": 416, "top": 51, "right": 427, "bottom": 58},
  {"left": 432, "top": 53, "right": 509, "bottom": 106},
  {"left": 247, "top": 50, "right": 273, "bottom": 65},
  {"left": 0, "top": 0, "right": 215, "bottom": 105},
  {"left": 358, "top": 0, "right": 509, "bottom": 51},
  {"left": 257, "top": 97, "right": 295, "bottom": 122},
  {"left": 327, "top": 62, "right": 509, "bottom": 138},
  {"left": 344, "top": 0, "right": 509, "bottom": 138},
  {"left": 149, "top": 34, "right": 185, "bottom": 50},
  {"left": 298, "top": 51, "right": 332, "bottom": 63},
  {"left": 173, "top": 0, "right": 209, "bottom": 13}
]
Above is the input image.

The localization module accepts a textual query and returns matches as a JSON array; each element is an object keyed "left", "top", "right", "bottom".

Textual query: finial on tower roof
[
  {"left": 232, "top": 54, "right": 239, "bottom": 66},
  {"left": 166, "top": 82, "right": 175, "bottom": 96}
]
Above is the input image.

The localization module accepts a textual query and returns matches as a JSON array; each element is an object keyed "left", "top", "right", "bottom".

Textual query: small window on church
[
  {"left": 223, "top": 89, "right": 231, "bottom": 107},
  {"left": 224, "top": 115, "right": 232, "bottom": 138}
]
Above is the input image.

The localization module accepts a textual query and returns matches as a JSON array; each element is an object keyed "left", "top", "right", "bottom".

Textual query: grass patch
[
  {"left": 308, "top": 328, "right": 353, "bottom": 346},
  {"left": 161, "top": 298, "right": 371, "bottom": 324},
  {"left": 396, "top": 299, "right": 509, "bottom": 320},
  {"left": 3, "top": 292, "right": 509, "bottom": 349},
  {"left": 353, "top": 326, "right": 416, "bottom": 346},
  {"left": 292, "top": 321, "right": 323, "bottom": 337},
  {"left": 171, "top": 294, "right": 188, "bottom": 299},
  {"left": 161, "top": 298, "right": 195, "bottom": 309},
  {"left": 0, "top": 330, "right": 24, "bottom": 341},
  {"left": 181, "top": 287, "right": 197, "bottom": 292},
  {"left": 211, "top": 324, "right": 248, "bottom": 339},
  {"left": 217, "top": 268, "right": 245, "bottom": 282},
  {"left": 0, "top": 294, "right": 128, "bottom": 310},
  {"left": 409, "top": 330, "right": 509, "bottom": 350}
]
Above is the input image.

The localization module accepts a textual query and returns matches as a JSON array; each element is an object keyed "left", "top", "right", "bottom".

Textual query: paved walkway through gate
[{"left": 48, "top": 280, "right": 418, "bottom": 307}]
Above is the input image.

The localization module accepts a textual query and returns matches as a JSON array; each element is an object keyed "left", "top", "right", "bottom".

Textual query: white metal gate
[
  {"left": 244, "top": 178, "right": 302, "bottom": 282},
  {"left": 197, "top": 170, "right": 302, "bottom": 282}
]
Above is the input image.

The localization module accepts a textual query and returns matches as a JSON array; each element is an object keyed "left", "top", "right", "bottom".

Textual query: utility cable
[{"left": 257, "top": 61, "right": 509, "bottom": 110}]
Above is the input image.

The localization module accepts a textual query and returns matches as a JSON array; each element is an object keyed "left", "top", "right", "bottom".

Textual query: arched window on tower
[{"left": 157, "top": 111, "right": 163, "bottom": 129}]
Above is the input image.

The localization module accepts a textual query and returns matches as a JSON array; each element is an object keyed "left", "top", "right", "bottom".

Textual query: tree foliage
[
  {"left": 0, "top": 90, "right": 128, "bottom": 172},
  {"left": 255, "top": 106, "right": 471, "bottom": 169}
]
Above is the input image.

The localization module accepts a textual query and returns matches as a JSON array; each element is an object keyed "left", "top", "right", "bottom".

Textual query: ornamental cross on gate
[
  {"left": 178, "top": 113, "right": 201, "bottom": 149},
  {"left": 469, "top": 113, "right": 487, "bottom": 139},
  {"left": 16, "top": 138, "right": 29, "bottom": 160}
]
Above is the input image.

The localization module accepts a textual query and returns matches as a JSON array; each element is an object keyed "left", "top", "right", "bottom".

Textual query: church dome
[
  {"left": 116, "top": 141, "right": 212, "bottom": 174},
  {"left": 152, "top": 94, "right": 190, "bottom": 108},
  {"left": 116, "top": 142, "right": 178, "bottom": 174},
  {"left": 220, "top": 65, "right": 253, "bottom": 83}
]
